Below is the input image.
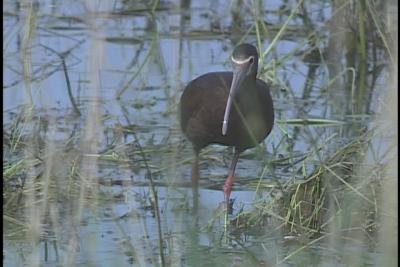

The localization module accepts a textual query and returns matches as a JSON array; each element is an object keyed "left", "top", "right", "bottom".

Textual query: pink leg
[{"left": 223, "top": 150, "right": 240, "bottom": 204}]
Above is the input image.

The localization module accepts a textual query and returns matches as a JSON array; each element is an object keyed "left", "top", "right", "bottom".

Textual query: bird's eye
[{"left": 249, "top": 57, "right": 254, "bottom": 64}]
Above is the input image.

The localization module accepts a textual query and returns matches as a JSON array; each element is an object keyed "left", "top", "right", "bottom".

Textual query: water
[{"left": 3, "top": 0, "right": 394, "bottom": 266}]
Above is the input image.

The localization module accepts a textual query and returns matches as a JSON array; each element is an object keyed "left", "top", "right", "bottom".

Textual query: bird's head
[{"left": 222, "top": 43, "right": 259, "bottom": 136}]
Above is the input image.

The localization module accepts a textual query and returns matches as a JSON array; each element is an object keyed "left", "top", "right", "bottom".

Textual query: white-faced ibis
[{"left": 180, "top": 43, "right": 274, "bottom": 206}]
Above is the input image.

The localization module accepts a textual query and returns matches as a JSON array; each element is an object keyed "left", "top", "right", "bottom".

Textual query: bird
[{"left": 179, "top": 43, "right": 274, "bottom": 207}]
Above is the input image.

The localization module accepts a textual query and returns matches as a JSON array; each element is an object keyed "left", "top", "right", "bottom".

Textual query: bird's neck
[{"left": 237, "top": 77, "right": 257, "bottom": 99}]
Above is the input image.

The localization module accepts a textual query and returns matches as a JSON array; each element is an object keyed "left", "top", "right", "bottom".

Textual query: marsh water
[{"left": 3, "top": 0, "right": 396, "bottom": 266}]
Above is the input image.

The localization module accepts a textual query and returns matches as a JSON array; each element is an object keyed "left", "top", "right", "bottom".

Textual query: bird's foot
[
  {"left": 223, "top": 180, "right": 234, "bottom": 214},
  {"left": 225, "top": 198, "right": 234, "bottom": 215}
]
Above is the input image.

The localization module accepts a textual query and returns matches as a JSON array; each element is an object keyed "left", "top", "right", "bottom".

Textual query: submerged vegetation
[{"left": 3, "top": 0, "right": 397, "bottom": 266}]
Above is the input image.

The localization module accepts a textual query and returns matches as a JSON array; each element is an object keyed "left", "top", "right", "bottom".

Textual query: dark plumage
[{"left": 180, "top": 43, "right": 274, "bottom": 204}]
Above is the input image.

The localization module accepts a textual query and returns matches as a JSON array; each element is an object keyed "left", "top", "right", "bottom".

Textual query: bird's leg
[
  {"left": 223, "top": 149, "right": 240, "bottom": 209},
  {"left": 191, "top": 151, "right": 200, "bottom": 212},
  {"left": 191, "top": 151, "right": 200, "bottom": 185}
]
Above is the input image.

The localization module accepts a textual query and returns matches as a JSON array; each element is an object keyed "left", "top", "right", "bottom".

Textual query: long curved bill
[{"left": 222, "top": 66, "right": 246, "bottom": 136}]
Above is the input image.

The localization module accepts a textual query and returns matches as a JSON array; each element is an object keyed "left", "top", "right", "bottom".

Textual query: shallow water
[{"left": 3, "top": 0, "right": 392, "bottom": 266}]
